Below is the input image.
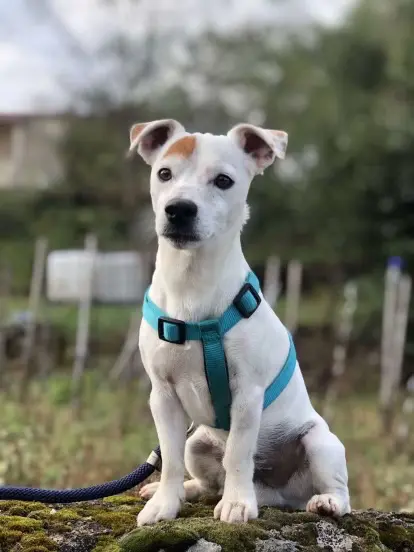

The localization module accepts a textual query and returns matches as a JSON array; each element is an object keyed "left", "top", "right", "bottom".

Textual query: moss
[
  {"left": 351, "top": 545, "right": 383, "bottom": 552},
  {"left": 377, "top": 521, "right": 414, "bottom": 551},
  {"left": 7, "top": 504, "right": 36, "bottom": 516},
  {"left": 0, "top": 500, "right": 46, "bottom": 514},
  {"left": 103, "top": 495, "right": 142, "bottom": 506},
  {"left": 120, "top": 523, "right": 199, "bottom": 552},
  {"left": 1, "top": 499, "right": 414, "bottom": 552},
  {"left": 0, "top": 529, "right": 24, "bottom": 549},
  {"left": 260, "top": 507, "right": 318, "bottom": 526},
  {"left": 1, "top": 514, "right": 43, "bottom": 532},
  {"left": 55, "top": 508, "right": 82, "bottom": 521},
  {"left": 284, "top": 522, "right": 318, "bottom": 546},
  {"left": 338, "top": 514, "right": 381, "bottom": 543},
  {"left": 93, "top": 535, "right": 123, "bottom": 552},
  {"left": 0, "top": 501, "right": 113, "bottom": 551},
  {"left": 120, "top": 510, "right": 267, "bottom": 552},
  {"left": 179, "top": 502, "right": 216, "bottom": 520},
  {"left": 92, "top": 511, "right": 138, "bottom": 536},
  {"left": 20, "top": 534, "right": 57, "bottom": 550}
]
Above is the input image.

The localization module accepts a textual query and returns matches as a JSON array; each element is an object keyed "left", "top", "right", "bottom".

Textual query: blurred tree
[
  {"left": 173, "top": 0, "right": 414, "bottom": 277},
  {"left": 4, "top": 0, "right": 414, "bottom": 332}
]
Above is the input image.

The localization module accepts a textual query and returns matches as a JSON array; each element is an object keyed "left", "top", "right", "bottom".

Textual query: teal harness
[{"left": 142, "top": 271, "right": 296, "bottom": 431}]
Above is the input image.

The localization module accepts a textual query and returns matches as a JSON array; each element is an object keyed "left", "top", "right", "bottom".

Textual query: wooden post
[
  {"left": 109, "top": 309, "right": 142, "bottom": 381},
  {"left": 263, "top": 256, "right": 281, "bottom": 309},
  {"left": 285, "top": 260, "right": 302, "bottom": 334},
  {"left": 385, "top": 274, "right": 412, "bottom": 438},
  {"left": 379, "top": 257, "right": 403, "bottom": 429},
  {"left": 0, "top": 265, "right": 11, "bottom": 388},
  {"left": 323, "top": 281, "right": 358, "bottom": 421},
  {"left": 71, "top": 234, "right": 97, "bottom": 409},
  {"left": 20, "top": 237, "right": 48, "bottom": 397},
  {"left": 391, "top": 275, "right": 411, "bottom": 395}
]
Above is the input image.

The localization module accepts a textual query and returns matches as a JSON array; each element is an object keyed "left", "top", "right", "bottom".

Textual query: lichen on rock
[{"left": 0, "top": 496, "right": 413, "bottom": 552}]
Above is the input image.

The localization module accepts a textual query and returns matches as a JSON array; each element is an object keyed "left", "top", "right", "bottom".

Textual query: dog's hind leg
[
  {"left": 139, "top": 479, "right": 207, "bottom": 501},
  {"left": 254, "top": 481, "right": 287, "bottom": 508},
  {"left": 140, "top": 426, "right": 225, "bottom": 502},
  {"left": 301, "top": 421, "right": 351, "bottom": 517},
  {"left": 184, "top": 426, "right": 225, "bottom": 500}
]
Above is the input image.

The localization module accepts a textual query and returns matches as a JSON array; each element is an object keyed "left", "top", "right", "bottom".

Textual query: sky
[{"left": 0, "top": 0, "right": 357, "bottom": 114}]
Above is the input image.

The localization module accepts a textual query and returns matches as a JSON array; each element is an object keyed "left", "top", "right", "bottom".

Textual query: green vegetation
[
  {"left": 0, "top": 497, "right": 413, "bottom": 551},
  {"left": 0, "top": 375, "right": 413, "bottom": 513},
  {"left": 0, "top": 375, "right": 155, "bottom": 490},
  {"left": 3, "top": 295, "right": 136, "bottom": 342}
]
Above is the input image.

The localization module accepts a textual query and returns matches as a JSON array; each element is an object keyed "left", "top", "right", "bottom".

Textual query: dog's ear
[
  {"left": 128, "top": 119, "right": 185, "bottom": 165},
  {"left": 227, "top": 123, "right": 288, "bottom": 174}
]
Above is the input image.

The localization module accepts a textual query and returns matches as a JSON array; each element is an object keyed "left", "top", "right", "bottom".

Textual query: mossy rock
[{"left": 0, "top": 496, "right": 413, "bottom": 551}]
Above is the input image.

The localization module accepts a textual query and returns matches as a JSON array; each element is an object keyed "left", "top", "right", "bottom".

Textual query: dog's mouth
[{"left": 162, "top": 230, "right": 201, "bottom": 248}]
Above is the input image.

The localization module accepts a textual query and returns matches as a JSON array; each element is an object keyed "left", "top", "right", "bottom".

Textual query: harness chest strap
[{"left": 142, "top": 271, "right": 297, "bottom": 431}]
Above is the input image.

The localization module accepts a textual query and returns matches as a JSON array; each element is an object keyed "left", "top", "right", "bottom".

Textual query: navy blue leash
[{"left": 0, "top": 446, "right": 161, "bottom": 503}]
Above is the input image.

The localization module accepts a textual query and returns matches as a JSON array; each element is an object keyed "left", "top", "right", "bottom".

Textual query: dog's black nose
[{"left": 165, "top": 199, "right": 198, "bottom": 225}]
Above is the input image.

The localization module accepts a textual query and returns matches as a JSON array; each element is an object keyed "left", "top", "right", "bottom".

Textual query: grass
[
  {"left": 0, "top": 372, "right": 413, "bottom": 513},
  {"left": 4, "top": 296, "right": 137, "bottom": 342},
  {"left": 0, "top": 373, "right": 155, "bottom": 490},
  {"left": 313, "top": 394, "right": 414, "bottom": 513}
]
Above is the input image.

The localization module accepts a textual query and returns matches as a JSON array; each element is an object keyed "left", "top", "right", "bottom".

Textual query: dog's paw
[
  {"left": 137, "top": 490, "right": 182, "bottom": 526},
  {"left": 139, "top": 482, "right": 160, "bottom": 500},
  {"left": 214, "top": 494, "right": 258, "bottom": 523},
  {"left": 306, "top": 494, "right": 350, "bottom": 518}
]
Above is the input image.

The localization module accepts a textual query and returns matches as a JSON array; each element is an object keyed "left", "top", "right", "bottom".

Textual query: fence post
[
  {"left": 71, "top": 234, "right": 97, "bottom": 409},
  {"left": 379, "top": 257, "right": 406, "bottom": 431},
  {"left": 110, "top": 309, "right": 142, "bottom": 381},
  {"left": 323, "top": 281, "right": 358, "bottom": 421},
  {"left": 385, "top": 273, "right": 412, "bottom": 437},
  {"left": 263, "top": 256, "right": 281, "bottom": 309},
  {"left": 20, "top": 237, "right": 48, "bottom": 397},
  {"left": 0, "top": 265, "right": 11, "bottom": 388},
  {"left": 285, "top": 260, "right": 302, "bottom": 334}
]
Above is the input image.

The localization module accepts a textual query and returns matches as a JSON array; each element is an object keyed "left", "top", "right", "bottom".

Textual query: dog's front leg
[
  {"left": 214, "top": 385, "right": 263, "bottom": 523},
  {"left": 137, "top": 382, "right": 187, "bottom": 526}
]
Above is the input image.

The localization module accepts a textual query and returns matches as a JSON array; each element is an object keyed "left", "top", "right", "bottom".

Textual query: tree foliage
[{"left": 2, "top": 0, "right": 414, "bottom": 296}]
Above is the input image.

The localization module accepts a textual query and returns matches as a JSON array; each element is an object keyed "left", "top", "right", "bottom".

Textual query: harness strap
[
  {"left": 143, "top": 272, "right": 262, "bottom": 343},
  {"left": 142, "top": 271, "right": 296, "bottom": 431}
]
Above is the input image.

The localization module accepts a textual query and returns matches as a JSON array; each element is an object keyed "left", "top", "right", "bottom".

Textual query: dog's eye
[
  {"left": 214, "top": 174, "right": 234, "bottom": 190},
  {"left": 158, "top": 168, "right": 172, "bottom": 182}
]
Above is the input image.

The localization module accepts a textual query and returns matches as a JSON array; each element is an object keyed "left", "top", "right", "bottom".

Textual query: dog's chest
[{"left": 140, "top": 321, "right": 248, "bottom": 427}]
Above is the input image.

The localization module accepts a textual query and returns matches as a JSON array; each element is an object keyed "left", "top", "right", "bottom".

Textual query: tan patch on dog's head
[{"left": 163, "top": 135, "right": 196, "bottom": 159}]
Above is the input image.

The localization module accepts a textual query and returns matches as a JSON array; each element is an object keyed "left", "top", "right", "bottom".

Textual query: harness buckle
[
  {"left": 233, "top": 282, "right": 261, "bottom": 319},
  {"left": 158, "top": 316, "right": 186, "bottom": 344}
]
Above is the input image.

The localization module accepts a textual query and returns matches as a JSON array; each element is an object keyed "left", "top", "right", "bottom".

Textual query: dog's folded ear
[
  {"left": 128, "top": 119, "right": 186, "bottom": 165},
  {"left": 227, "top": 123, "right": 288, "bottom": 174}
]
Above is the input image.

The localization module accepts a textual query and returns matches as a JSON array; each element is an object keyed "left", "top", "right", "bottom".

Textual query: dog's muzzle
[{"left": 163, "top": 199, "right": 199, "bottom": 245}]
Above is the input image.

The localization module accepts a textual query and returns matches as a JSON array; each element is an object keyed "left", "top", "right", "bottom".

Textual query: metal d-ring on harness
[{"left": 0, "top": 271, "right": 296, "bottom": 504}]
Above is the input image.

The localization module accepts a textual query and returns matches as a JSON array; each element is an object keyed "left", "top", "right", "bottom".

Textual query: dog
[{"left": 128, "top": 119, "right": 351, "bottom": 526}]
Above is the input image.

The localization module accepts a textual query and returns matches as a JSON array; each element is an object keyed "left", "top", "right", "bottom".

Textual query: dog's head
[{"left": 128, "top": 119, "right": 288, "bottom": 249}]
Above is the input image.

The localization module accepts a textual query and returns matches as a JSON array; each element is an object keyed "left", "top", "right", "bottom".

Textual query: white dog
[{"left": 129, "top": 119, "right": 351, "bottom": 527}]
